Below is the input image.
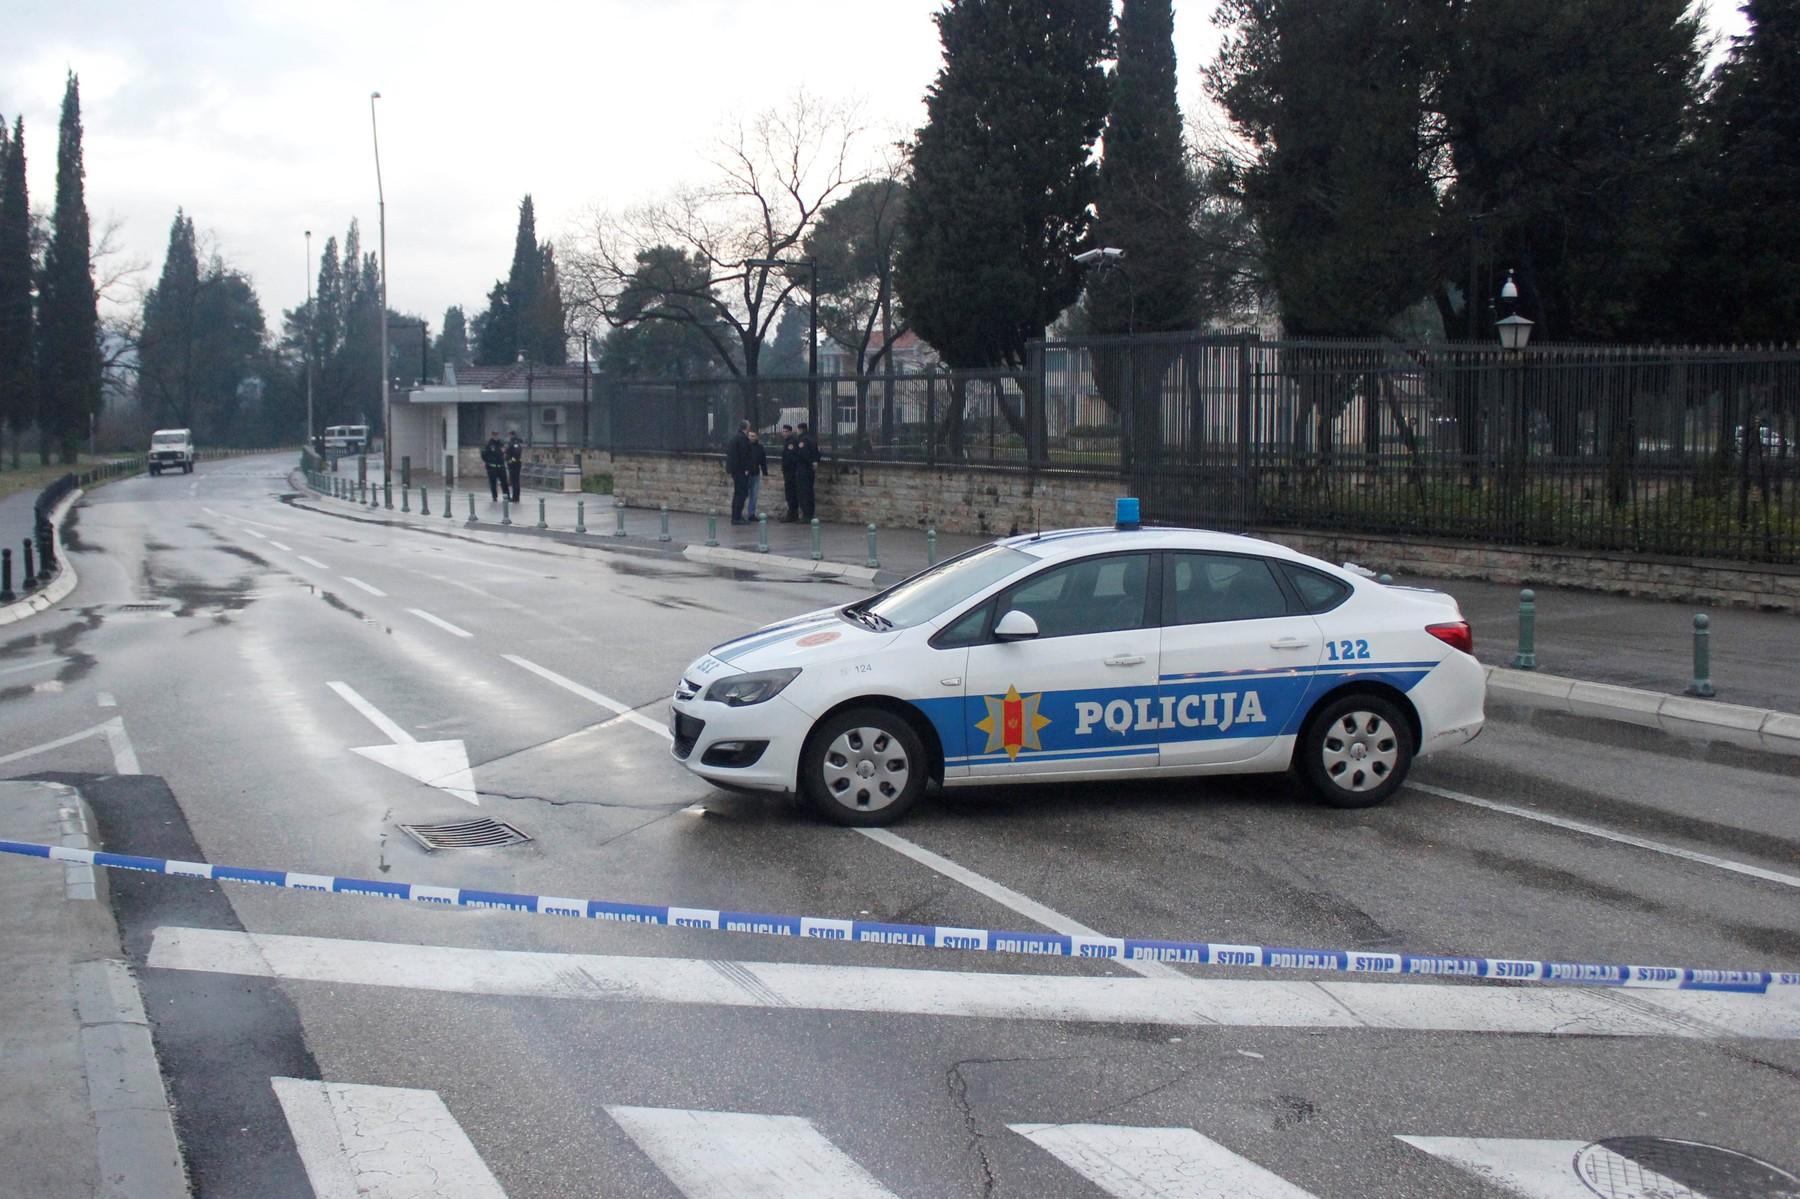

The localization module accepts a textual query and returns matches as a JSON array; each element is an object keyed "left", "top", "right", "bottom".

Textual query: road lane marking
[
  {"left": 268, "top": 540, "right": 292, "bottom": 551},
  {"left": 340, "top": 576, "right": 387, "bottom": 597},
  {"left": 1013, "top": 1123, "right": 1319, "bottom": 1199},
  {"left": 326, "top": 681, "right": 479, "bottom": 804},
  {"left": 607, "top": 1106, "right": 900, "bottom": 1199},
  {"left": 326, "top": 681, "right": 414, "bottom": 744},
  {"left": 1411, "top": 783, "right": 1800, "bottom": 890},
  {"left": 1397, "top": 1136, "right": 1705, "bottom": 1199},
  {"left": 0, "top": 717, "right": 139, "bottom": 774},
  {"left": 242, "top": 528, "right": 267, "bottom": 539},
  {"left": 96, "top": 691, "right": 116, "bottom": 708},
  {"left": 0, "top": 656, "right": 69, "bottom": 677},
  {"left": 408, "top": 608, "right": 473, "bottom": 638},
  {"left": 271, "top": 1077, "right": 506, "bottom": 1199},
  {"left": 296, "top": 555, "right": 329, "bottom": 569},
  {"left": 858, "top": 828, "right": 1183, "bottom": 981},
  {"left": 145, "top": 928, "right": 1800, "bottom": 1039},
  {"left": 502, "top": 654, "right": 670, "bottom": 737}
]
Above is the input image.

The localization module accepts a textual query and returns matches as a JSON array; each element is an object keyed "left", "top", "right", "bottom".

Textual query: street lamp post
[
  {"left": 746, "top": 256, "right": 817, "bottom": 434},
  {"left": 370, "top": 90, "right": 389, "bottom": 483},
  {"left": 304, "top": 229, "right": 314, "bottom": 451},
  {"left": 1494, "top": 270, "right": 1535, "bottom": 536}
]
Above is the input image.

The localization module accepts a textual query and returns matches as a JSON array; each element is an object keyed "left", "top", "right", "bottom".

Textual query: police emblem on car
[{"left": 669, "top": 500, "right": 1485, "bottom": 826}]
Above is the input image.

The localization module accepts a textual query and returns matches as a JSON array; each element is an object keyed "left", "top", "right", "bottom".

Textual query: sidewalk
[
  {"left": 299, "top": 475, "right": 1800, "bottom": 717},
  {"left": 0, "top": 781, "right": 187, "bottom": 1198}
]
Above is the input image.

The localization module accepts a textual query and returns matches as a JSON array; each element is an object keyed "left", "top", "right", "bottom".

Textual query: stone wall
[
  {"left": 611, "top": 451, "right": 1122, "bottom": 537},
  {"left": 608, "top": 451, "right": 1800, "bottom": 611}
]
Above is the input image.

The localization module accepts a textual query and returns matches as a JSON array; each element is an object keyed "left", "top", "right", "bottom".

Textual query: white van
[
  {"left": 148, "top": 428, "right": 194, "bottom": 476},
  {"left": 324, "top": 424, "right": 370, "bottom": 454}
]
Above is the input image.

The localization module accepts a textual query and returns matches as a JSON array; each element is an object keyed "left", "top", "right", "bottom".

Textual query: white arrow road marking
[
  {"left": 607, "top": 1106, "right": 900, "bottom": 1199},
  {"left": 1012, "top": 1123, "right": 1319, "bottom": 1199},
  {"left": 326, "top": 681, "right": 478, "bottom": 805},
  {"left": 271, "top": 1077, "right": 507, "bottom": 1198},
  {"left": 1411, "top": 783, "right": 1800, "bottom": 889},
  {"left": 146, "top": 928, "right": 1800, "bottom": 1040},
  {"left": 408, "top": 608, "right": 473, "bottom": 638},
  {"left": 0, "top": 717, "right": 139, "bottom": 775}
]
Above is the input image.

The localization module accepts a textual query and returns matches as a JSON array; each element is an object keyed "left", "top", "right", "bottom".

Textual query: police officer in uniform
[
  {"left": 779, "top": 424, "right": 800, "bottom": 522},
  {"left": 724, "top": 420, "right": 754, "bottom": 524},
  {"left": 794, "top": 421, "right": 821, "bottom": 521},
  {"left": 480, "top": 431, "right": 505, "bottom": 501},
  {"left": 504, "top": 431, "right": 524, "bottom": 502}
]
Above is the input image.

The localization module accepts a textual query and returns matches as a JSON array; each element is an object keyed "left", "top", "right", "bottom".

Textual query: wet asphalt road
[{"left": 3, "top": 453, "right": 1798, "bottom": 1198}]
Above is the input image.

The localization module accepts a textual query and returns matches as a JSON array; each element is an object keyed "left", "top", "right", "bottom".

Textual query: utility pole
[
  {"left": 304, "top": 229, "right": 314, "bottom": 449},
  {"left": 371, "top": 90, "right": 389, "bottom": 482}
]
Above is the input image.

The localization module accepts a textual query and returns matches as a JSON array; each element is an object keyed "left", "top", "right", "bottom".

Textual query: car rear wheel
[
  {"left": 801, "top": 707, "right": 926, "bottom": 827},
  {"left": 1297, "top": 693, "right": 1412, "bottom": 808}
]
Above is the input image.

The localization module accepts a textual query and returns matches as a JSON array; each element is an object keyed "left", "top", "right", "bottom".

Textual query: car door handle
[
  {"left": 1104, "top": 654, "right": 1146, "bottom": 667},
  {"left": 1268, "top": 638, "right": 1312, "bottom": 650}
]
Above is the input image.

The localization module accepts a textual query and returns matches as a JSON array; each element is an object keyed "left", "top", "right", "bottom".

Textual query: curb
[
  {"left": 289, "top": 471, "right": 882, "bottom": 585},
  {"left": 0, "top": 488, "right": 84, "bottom": 626},
  {"left": 74, "top": 959, "right": 190, "bottom": 1198},
  {"left": 1485, "top": 665, "right": 1800, "bottom": 756}
]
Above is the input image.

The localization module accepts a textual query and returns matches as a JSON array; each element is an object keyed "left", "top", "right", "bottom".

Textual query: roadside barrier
[
  {"left": 1, "top": 837, "right": 1792, "bottom": 995},
  {"left": 706, "top": 511, "right": 719, "bottom": 547},
  {"left": 866, "top": 523, "right": 879, "bottom": 570},
  {"left": 576, "top": 500, "right": 587, "bottom": 535},
  {"left": 757, "top": 513, "right": 769, "bottom": 553},
  {"left": 810, "top": 517, "right": 822, "bottom": 561},
  {"left": 1686, "top": 613, "right": 1716, "bottom": 697},
  {"left": 1513, "top": 589, "right": 1537, "bottom": 669}
]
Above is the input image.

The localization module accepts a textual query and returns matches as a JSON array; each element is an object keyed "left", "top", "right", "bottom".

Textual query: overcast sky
[{"left": 0, "top": 1, "right": 1748, "bottom": 335}]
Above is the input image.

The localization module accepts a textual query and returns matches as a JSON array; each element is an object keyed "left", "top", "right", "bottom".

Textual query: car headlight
[{"left": 704, "top": 668, "right": 801, "bottom": 707}]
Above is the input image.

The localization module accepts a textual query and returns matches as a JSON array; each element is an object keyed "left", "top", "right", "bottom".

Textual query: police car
[{"left": 670, "top": 500, "right": 1484, "bottom": 825}]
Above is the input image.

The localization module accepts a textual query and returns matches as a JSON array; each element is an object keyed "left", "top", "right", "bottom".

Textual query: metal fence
[{"left": 588, "top": 334, "right": 1800, "bottom": 565}]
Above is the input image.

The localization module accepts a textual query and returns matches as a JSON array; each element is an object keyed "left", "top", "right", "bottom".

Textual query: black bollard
[
  {"left": 1, "top": 547, "right": 13, "bottom": 604},
  {"left": 21, "top": 539, "right": 36, "bottom": 591}
]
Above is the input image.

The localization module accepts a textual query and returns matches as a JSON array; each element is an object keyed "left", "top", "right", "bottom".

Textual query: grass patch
[
  {"left": 581, "top": 472, "right": 615, "bottom": 495},
  {"left": 0, "top": 455, "right": 137, "bottom": 503}
]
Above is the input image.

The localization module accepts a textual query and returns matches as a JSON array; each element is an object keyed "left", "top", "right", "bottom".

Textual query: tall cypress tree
[
  {"left": 1089, "top": 0, "right": 1199, "bottom": 336},
  {"left": 314, "top": 236, "right": 343, "bottom": 360},
  {"left": 531, "top": 242, "right": 567, "bottom": 365},
  {"left": 38, "top": 73, "right": 100, "bottom": 462},
  {"left": 137, "top": 212, "right": 202, "bottom": 427},
  {"left": 434, "top": 305, "right": 470, "bottom": 371},
  {"left": 0, "top": 117, "right": 34, "bottom": 467},
  {"left": 504, "top": 195, "right": 542, "bottom": 363},
  {"left": 897, "top": 0, "right": 1113, "bottom": 371}
]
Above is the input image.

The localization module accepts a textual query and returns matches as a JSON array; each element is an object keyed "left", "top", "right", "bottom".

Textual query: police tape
[{"left": 5, "top": 836, "right": 1795, "bottom": 994}]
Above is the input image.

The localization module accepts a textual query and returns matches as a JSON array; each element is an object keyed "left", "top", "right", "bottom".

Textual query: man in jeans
[
  {"left": 746, "top": 429, "right": 769, "bottom": 522},
  {"left": 724, "top": 420, "right": 754, "bottom": 524}
]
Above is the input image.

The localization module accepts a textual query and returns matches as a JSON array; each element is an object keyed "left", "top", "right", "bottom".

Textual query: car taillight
[{"left": 1427, "top": 621, "right": 1473, "bottom": 655}]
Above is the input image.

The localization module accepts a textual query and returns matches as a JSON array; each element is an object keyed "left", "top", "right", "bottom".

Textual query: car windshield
[
  {"left": 856, "top": 544, "right": 1034, "bottom": 629},
  {"left": 152, "top": 433, "right": 185, "bottom": 445}
]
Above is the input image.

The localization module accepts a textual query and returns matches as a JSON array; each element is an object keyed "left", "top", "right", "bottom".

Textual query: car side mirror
[{"left": 993, "top": 610, "right": 1039, "bottom": 642}]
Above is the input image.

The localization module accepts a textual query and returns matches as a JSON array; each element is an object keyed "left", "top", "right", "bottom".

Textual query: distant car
[
  {"left": 1735, "top": 424, "right": 1789, "bottom": 454},
  {"left": 669, "top": 501, "right": 1486, "bottom": 825},
  {"left": 324, "top": 424, "right": 371, "bottom": 455},
  {"left": 148, "top": 428, "right": 193, "bottom": 475}
]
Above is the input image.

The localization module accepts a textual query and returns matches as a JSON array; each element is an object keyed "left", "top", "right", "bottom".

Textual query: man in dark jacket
[
  {"left": 724, "top": 420, "right": 754, "bottom": 524},
  {"left": 779, "top": 424, "right": 800, "bottom": 521},
  {"left": 746, "top": 429, "right": 769, "bottom": 522},
  {"left": 794, "top": 421, "right": 821, "bottom": 521},
  {"left": 480, "top": 431, "right": 505, "bottom": 501},
  {"left": 504, "top": 431, "right": 524, "bottom": 502}
]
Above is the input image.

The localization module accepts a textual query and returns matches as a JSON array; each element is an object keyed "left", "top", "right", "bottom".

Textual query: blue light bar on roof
[{"left": 1115, "top": 497, "right": 1140, "bottom": 530}]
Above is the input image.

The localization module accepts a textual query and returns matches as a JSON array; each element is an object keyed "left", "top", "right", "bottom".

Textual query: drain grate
[
  {"left": 397, "top": 817, "right": 531, "bottom": 852},
  {"left": 115, "top": 602, "right": 172, "bottom": 612}
]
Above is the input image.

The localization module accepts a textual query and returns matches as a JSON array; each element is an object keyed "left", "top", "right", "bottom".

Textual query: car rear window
[{"left": 1280, "top": 562, "right": 1352, "bottom": 613}]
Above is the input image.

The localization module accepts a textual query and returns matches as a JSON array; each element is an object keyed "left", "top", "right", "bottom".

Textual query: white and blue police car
[{"left": 670, "top": 499, "right": 1485, "bottom": 825}]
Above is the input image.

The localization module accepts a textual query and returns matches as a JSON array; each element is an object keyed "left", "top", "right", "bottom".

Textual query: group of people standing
[
  {"left": 480, "top": 431, "right": 525, "bottom": 503},
  {"left": 725, "top": 421, "right": 819, "bottom": 525}
]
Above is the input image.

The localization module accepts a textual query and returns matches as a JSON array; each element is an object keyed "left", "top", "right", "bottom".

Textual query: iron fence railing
[{"left": 583, "top": 335, "right": 1800, "bottom": 564}]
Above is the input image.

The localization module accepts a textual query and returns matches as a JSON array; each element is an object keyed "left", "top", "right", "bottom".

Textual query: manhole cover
[
  {"left": 397, "top": 817, "right": 531, "bottom": 852},
  {"left": 1575, "top": 1138, "right": 1800, "bottom": 1199}
]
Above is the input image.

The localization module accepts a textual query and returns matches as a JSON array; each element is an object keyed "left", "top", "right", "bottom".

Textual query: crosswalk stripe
[
  {"left": 607, "top": 1105, "right": 901, "bottom": 1199},
  {"left": 147, "top": 927, "right": 1800, "bottom": 1039},
  {"left": 1012, "top": 1123, "right": 1318, "bottom": 1198},
  {"left": 1399, "top": 1136, "right": 1619, "bottom": 1198},
  {"left": 271, "top": 1077, "right": 507, "bottom": 1198}
]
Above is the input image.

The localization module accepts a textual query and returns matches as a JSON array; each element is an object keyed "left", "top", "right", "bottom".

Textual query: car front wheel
[
  {"left": 1297, "top": 693, "right": 1413, "bottom": 808},
  {"left": 801, "top": 707, "right": 926, "bottom": 826}
]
